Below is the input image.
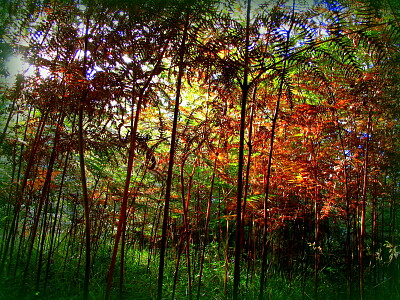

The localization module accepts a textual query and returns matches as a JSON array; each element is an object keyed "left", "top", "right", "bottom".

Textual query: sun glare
[{"left": 4, "top": 54, "right": 34, "bottom": 85}]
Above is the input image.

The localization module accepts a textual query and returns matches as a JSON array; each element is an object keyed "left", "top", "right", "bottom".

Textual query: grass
[{"left": 0, "top": 244, "right": 399, "bottom": 300}]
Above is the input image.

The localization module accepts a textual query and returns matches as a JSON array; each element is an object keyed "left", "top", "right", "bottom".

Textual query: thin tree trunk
[
  {"left": 147, "top": 201, "right": 162, "bottom": 273},
  {"left": 233, "top": 1, "right": 251, "bottom": 298},
  {"left": 105, "top": 90, "right": 138, "bottom": 300},
  {"left": 44, "top": 150, "right": 70, "bottom": 294},
  {"left": 62, "top": 200, "right": 78, "bottom": 273},
  {"left": 196, "top": 157, "right": 217, "bottom": 300},
  {"left": 242, "top": 95, "right": 256, "bottom": 248},
  {"left": 105, "top": 38, "right": 169, "bottom": 300},
  {"left": 258, "top": 95, "right": 279, "bottom": 300},
  {"left": 2, "top": 106, "right": 33, "bottom": 278},
  {"left": 0, "top": 204, "right": 11, "bottom": 265},
  {"left": 242, "top": 98, "right": 255, "bottom": 290},
  {"left": 157, "top": 11, "right": 190, "bottom": 300},
  {"left": 259, "top": 2, "right": 295, "bottom": 297},
  {"left": 217, "top": 189, "right": 222, "bottom": 261},
  {"left": 314, "top": 185, "right": 321, "bottom": 300},
  {"left": 15, "top": 111, "right": 50, "bottom": 292},
  {"left": 78, "top": 16, "right": 92, "bottom": 298},
  {"left": 370, "top": 179, "right": 378, "bottom": 297},
  {"left": 174, "top": 158, "right": 192, "bottom": 299},
  {"left": 172, "top": 240, "right": 183, "bottom": 299},
  {"left": 1, "top": 107, "right": 46, "bottom": 278},
  {"left": 13, "top": 204, "right": 29, "bottom": 277},
  {"left": 35, "top": 113, "right": 65, "bottom": 291},
  {"left": 119, "top": 218, "right": 127, "bottom": 299},
  {"left": 182, "top": 161, "right": 197, "bottom": 299},
  {"left": 0, "top": 75, "right": 22, "bottom": 148},
  {"left": 359, "top": 109, "right": 372, "bottom": 300},
  {"left": 335, "top": 112, "right": 352, "bottom": 300},
  {"left": 258, "top": 62, "right": 289, "bottom": 300},
  {"left": 36, "top": 193, "right": 51, "bottom": 290},
  {"left": 0, "top": 107, "right": 20, "bottom": 265},
  {"left": 224, "top": 219, "right": 230, "bottom": 295},
  {"left": 78, "top": 103, "right": 91, "bottom": 300}
]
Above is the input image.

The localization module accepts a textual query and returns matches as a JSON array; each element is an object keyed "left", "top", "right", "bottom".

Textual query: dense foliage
[{"left": 0, "top": 0, "right": 399, "bottom": 299}]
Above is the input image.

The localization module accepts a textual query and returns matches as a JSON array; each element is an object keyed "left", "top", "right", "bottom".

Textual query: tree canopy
[{"left": 0, "top": 0, "right": 399, "bottom": 299}]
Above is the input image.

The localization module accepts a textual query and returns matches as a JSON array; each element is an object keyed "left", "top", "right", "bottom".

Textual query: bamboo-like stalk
[
  {"left": 105, "top": 34, "right": 170, "bottom": 300},
  {"left": 233, "top": 1, "right": 251, "bottom": 298},
  {"left": 196, "top": 156, "right": 217, "bottom": 300},
  {"left": 259, "top": 2, "right": 294, "bottom": 298},
  {"left": 44, "top": 150, "right": 70, "bottom": 294},
  {"left": 78, "top": 14, "right": 92, "bottom": 300},
  {"left": 359, "top": 109, "right": 372, "bottom": 300},
  {"left": 35, "top": 113, "right": 65, "bottom": 291},
  {"left": 157, "top": 10, "right": 190, "bottom": 300}
]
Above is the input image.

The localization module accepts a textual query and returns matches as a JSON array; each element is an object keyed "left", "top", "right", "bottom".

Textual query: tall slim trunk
[
  {"left": 242, "top": 94, "right": 256, "bottom": 248},
  {"left": 62, "top": 201, "right": 78, "bottom": 273},
  {"left": 44, "top": 150, "right": 70, "bottom": 293},
  {"left": 359, "top": 110, "right": 372, "bottom": 300},
  {"left": 233, "top": 1, "right": 251, "bottom": 298},
  {"left": 1, "top": 106, "right": 33, "bottom": 278},
  {"left": 105, "top": 39, "right": 169, "bottom": 300},
  {"left": 173, "top": 158, "right": 196, "bottom": 300},
  {"left": 196, "top": 158, "right": 217, "bottom": 300},
  {"left": 119, "top": 218, "right": 127, "bottom": 299},
  {"left": 0, "top": 76, "right": 22, "bottom": 148},
  {"left": 157, "top": 11, "right": 190, "bottom": 300},
  {"left": 34, "top": 113, "right": 65, "bottom": 291},
  {"left": 147, "top": 202, "right": 162, "bottom": 272},
  {"left": 258, "top": 87, "right": 281, "bottom": 300},
  {"left": 184, "top": 164, "right": 196, "bottom": 299},
  {"left": 0, "top": 106, "right": 20, "bottom": 264},
  {"left": 314, "top": 184, "right": 321, "bottom": 300},
  {"left": 242, "top": 99, "right": 255, "bottom": 289},
  {"left": 78, "top": 101, "right": 91, "bottom": 300},
  {"left": 9, "top": 110, "right": 49, "bottom": 293},
  {"left": 78, "top": 15, "right": 91, "bottom": 300},
  {"left": 171, "top": 240, "right": 183, "bottom": 299},
  {"left": 105, "top": 90, "right": 139, "bottom": 300},
  {"left": 224, "top": 219, "right": 230, "bottom": 295},
  {"left": 217, "top": 189, "right": 223, "bottom": 261},
  {"left": 371, "top": 179, "right": 378, "bottom": 293},
  {"left": 335, "top": 112, "right": 352, "bottom": 299},
  {"left": 259, "top": 3, "right": 294, "bottom": 298}
]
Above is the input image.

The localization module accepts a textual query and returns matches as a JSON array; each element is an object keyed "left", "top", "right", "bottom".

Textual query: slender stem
[
  {"left": 359, "top": 109, "right": 372, "bottom": 300},
  {"left": 157, "top": 11, "right": 190, "bottom": 300},
  {"left": 233, "top": 1, "right": 251, "bottom": 298},
  {"left": 259, "top": 1, "right": 295, "bottom": 298}
]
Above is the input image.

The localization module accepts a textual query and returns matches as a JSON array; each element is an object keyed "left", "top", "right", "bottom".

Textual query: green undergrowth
[{"left": 0, "top": 245, "right": 398, "bottom": 300}]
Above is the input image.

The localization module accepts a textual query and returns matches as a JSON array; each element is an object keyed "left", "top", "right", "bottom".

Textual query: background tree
[{"left": 0, "top": 0, "right": 399, "bottom": 300}]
